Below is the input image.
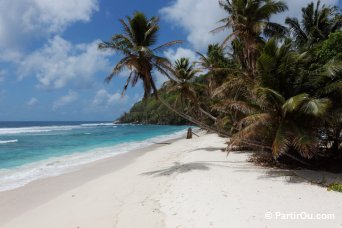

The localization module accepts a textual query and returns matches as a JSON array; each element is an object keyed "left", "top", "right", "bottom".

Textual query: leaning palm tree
[
  {"left": 167, "top": 58, "right": 217, "bottom": 121},
  {"left": 285, "top": 0, "right": 342, "bottom": 50},
  {"left": 227, "top": 39, "right": 332, "bottom": 160},
  {"left": 213, "top": 0, "right": 288, "bottom": 79},
  {"left": 99, "top": 12, "right": 227, "bottom": 136},
  {"left": 230, "top": 88, "right": 331, "bottom": 160},
  {"left": 99, "top": 12, "right": 180, "bottom": 98}
]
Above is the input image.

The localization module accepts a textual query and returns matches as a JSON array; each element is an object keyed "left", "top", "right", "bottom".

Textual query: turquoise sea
[{"left": 0, "top": 121, "right": 188, "bottom": 191}]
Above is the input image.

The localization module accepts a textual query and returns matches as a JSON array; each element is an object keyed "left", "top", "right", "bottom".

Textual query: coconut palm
[
  {"left": 214, "top": 0, "right": 288, "bottom": 78},
  {"left": 307, "top": 59, "right": 342, "bottom": 156},
  {"left": 230, "top": 88, "right": 331, "bottom": 159},
  {"left": 167, "top": 58, "right": 199, "bottom": 106},
  {"left": 196, "top": 44, "right": 233, "bottom": 96},
  {"left": 98, "top": 12, "right": 181, "bottom": 98},
  {"left": 217, "top": 39, "right": 332, "bottom": 161},
  {"left": 285, "top": 0, "right": 342, "bottom": 49},
  {"left": 167, "top": 58, "right": 217, "bottom": 121},
  {"left": 99, "top": 12, "right": 227, "bottom": 136}
]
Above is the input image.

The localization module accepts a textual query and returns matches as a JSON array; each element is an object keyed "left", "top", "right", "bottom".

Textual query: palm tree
[
  {"left": 219, "top": 39, "right": 332, "bottom": 161},
  {"left": 213, "top": 0, "right": 288, "bottom": 78},
  {"left": 167, "top": 58, "right": 199, "bottom": 106},
  {"left": 307, "top": 59, "right": 342, "bottom": 156},
  {"left": 231, "top": 89, "right": 331, "bottom": 159},
  {"left": 285, "top": 0, "right": 342, "bottom": 49},
  {"left": 196, "top": 44, "right": 233, "bottom": 96},
  {"left": 99, "top": 12, "right": 227, "bottom": 136},
  {"left": 98, "top": 12, "right": 181, "bottom": 98},
  {"left": 167, "top": 58, "right": 217, "bottom": 122}
]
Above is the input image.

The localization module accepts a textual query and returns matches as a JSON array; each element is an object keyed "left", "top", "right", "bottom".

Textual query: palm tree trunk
[
  {"left": 230, "top": 138, "right": 311, "bottom": 166},
  {"left": 158, "top": 96, "right": 229, "bottom": 137},
  {"left": 160, "top": 96, "right": 310, "bottom": 165},
  {"left": 199, "top": 107, "right": 217, "bottom": 122},
  {"left": 149, "top": 69, "right": 222, "bottom": 134}
]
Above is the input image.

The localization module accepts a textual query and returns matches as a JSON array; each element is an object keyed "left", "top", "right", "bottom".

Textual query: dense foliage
[
  {"left": 119, "top": 89, "right": 188, "bottom": 125},
  {"left": 102, "top": 0, "right": 341, "bottom": 166}
]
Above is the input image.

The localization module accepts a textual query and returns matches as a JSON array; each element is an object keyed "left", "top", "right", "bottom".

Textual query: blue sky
[{"left": 0, "top": 0, "right": 340, "bottom": 121}]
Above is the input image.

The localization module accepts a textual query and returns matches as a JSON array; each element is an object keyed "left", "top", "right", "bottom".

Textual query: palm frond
[
  {"left": 300, "top": 98, "right": 331, "bottom": 117},
  {"left": 255, "top": 87, "right": 286, "bottom": 107},
  {"left": 105, "top": 56, "right": 132, "bottom": 83},
  {"left": 152, "top": 40, "right": 183, "bottom": 52},
  {"left": 236, "top": 113, "right": 271, "bottom": 129},
  {"left": 318, "top": 80, "right": 342, "bottom": 95},
  {"left": 212, "top": 99, "right": 256, "bottom": 115},
  {"left": 282, "top": 93, "right": 310, "bottom": 113},
  {"left": 272, "top": 121, "right": 291, "bottom": 158},
  {"left": 292, "top": 126, "right": 319, "bottom": 158}
]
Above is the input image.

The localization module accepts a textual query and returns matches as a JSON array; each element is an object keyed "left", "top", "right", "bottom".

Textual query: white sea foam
[
  {"left": 0, "top": 129, "right": 187, "bottom": 192},
  {"left": 0, "top": 139, "right": 18, "bottom": 144},
  {"left": 80, "top": 123, "right": 115, "bottom": 127},
  {"left": 0, "top": 125, "right": 81, "bottom": 135},
  {"left": 0, "top": 123, "right": 118, "bottom": 135}
]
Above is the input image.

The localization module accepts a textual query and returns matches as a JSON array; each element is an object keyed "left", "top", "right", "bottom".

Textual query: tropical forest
[{"left": 100, "top": 0, "right": 342, "bottom": 169}]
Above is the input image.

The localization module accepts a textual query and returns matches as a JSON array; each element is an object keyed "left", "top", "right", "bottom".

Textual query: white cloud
[
  {"left": 53, "top": 90, "right": 78, "bottom": 110},
  {"left": 18, "top": 36, "right": 112, "bottom": 89},
  {"left": 155, "top": 47, "right": 199, "bottom": 86},
  {"left": 32, "top": 0, "right": 98, "bottom": 32},
  {"left": 27, "top": 97, "right": 38, "bottom": 106},
  {"left": 92, "top": 89, "right": 127, "bottom": 106},
  {"left": 0, "top": 49, "right": 23, "bottom": 63},
  {"left": 85, "top": 89, "right": 133, "bottom": 114},
  {"left": 272, "top": 0, "right": 339, "bottom": 24},
  {"left": 154, "top": 70, "right": 168, "bottom": 88},
  {"left": 164, "top": 47, "right": 198, "bottom": 63},
  {"left": 160, "top": 0, "right": 226, "bottom": 51},
  {"left": 0, "top": 0, "right": 99, "bottom": 50}
]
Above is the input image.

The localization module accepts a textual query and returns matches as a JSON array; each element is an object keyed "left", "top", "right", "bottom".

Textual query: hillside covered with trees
[{"left": 118, "top": 88, "right": 188, "bottom": 125}]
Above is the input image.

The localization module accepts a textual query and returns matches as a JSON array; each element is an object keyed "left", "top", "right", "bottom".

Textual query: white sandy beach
[{"left": 0, "top": 133, "right": 341, "bottom": 228}]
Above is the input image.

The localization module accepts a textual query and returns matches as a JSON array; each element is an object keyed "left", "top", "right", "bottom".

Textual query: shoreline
[
  {"left": 0, "top": 133, "right": 184, "bottom": 226},
  {"left": 0, "top": 127, "right": 188, "bottom": 192},
  {"left": 0, "top": 132, "right": 341, "bottom": 228}
]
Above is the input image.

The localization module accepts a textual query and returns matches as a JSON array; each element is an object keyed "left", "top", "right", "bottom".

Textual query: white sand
[{"left": 0, "top": 133, "right": 341, "bottom": 228}]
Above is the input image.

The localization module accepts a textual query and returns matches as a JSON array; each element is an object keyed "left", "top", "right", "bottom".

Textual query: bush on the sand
[{"left": 327, "top": 183, "right": 342, "bottom": 192}]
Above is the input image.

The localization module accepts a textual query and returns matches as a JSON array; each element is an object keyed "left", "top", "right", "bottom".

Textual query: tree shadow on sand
[
  {"left": 235, "top": 167, "right": 342, "bottom": 186},
  {"left": 192, "top": 147, "right": 255, "bottom": 155},
  {"left": 141, "top": 160, "right": 254, "bottom": 177},
  {"left": 193, "top": 147, "right": 226, "bottom": 152},
  {"left": 257, "top": 169, "right": 306, "bottom": 184},
  {"left": 141, "top": 162, "right": 210, "bottom": 176}
]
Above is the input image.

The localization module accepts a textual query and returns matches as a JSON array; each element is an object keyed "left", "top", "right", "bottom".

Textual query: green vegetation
[
  {"left": 119, "top": 89, "right": 188, "bottom": 125},
  {"left": 101, "top": 0, "right": 341, "bottom": 167},
  {"left": 317, "top": 31, "right": 342, "bottom": 62},
  {"left": 327, "top": 183, "right": 342, "bottom": 192}
]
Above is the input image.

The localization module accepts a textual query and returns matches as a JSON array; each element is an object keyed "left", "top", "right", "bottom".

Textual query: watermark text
[{"left": 265, "top": 211, "right": 335, "bottom": 220}]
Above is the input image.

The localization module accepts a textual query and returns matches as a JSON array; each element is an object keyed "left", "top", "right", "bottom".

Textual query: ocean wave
[
  {"left": 0, "top": 129, "right": 187, "bottom": 192},
  {"left": 80, "top": 123, "right": 115, "bottom": 127},
  {"left": 0, "top": 139, "right": 18, "bottom": 144},
  {"left": 0, "top": 125, "right": 80, "bottom": 135},
  {"left": 0, "top": 123, "right": 137, "bottom": 135}
]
